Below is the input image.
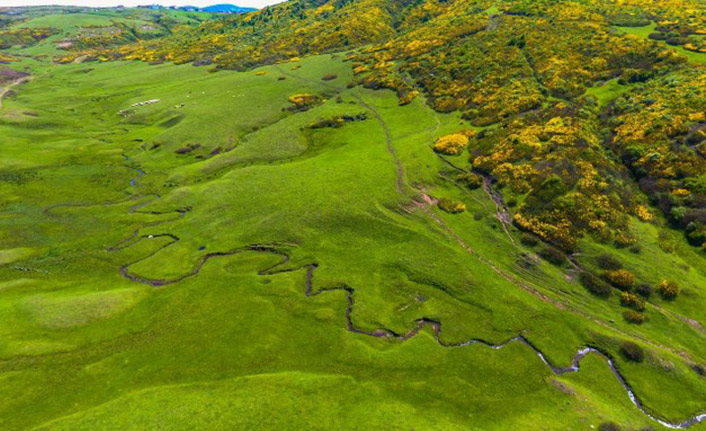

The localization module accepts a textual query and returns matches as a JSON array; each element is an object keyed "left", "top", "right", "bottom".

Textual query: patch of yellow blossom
[
  {"left": 636, "top": 205, "right": 653, "bottom": 222},
  {"left": 433, "top": 133, "right": 470, "bottom": 155}
]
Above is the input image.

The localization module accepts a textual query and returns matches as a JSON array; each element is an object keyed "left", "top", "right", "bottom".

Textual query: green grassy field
[{"left": 0, "top": 8, "right": 705, "bottom": 431}]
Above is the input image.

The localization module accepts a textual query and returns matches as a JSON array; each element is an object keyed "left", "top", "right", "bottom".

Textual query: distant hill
[{"left": 199, "top": 4, "right": 257, "bottom": 13}]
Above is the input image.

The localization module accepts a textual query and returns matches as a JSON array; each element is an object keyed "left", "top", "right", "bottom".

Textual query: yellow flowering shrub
[
  {"left": 636, "top": 205, "right": 653, "bottom": 222},
  {"left": 433, "top": 133, "right": 470, "bottom": 155}
]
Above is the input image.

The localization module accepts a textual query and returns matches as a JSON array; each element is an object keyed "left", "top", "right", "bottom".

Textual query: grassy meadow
[{"left": 0, "top": 8, "right": 704, "bottom": 431}]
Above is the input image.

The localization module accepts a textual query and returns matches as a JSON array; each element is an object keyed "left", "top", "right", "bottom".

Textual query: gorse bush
[
  {"left": 623, "top": 310, "right": 645, "bottom": 324},
  {"left": 437, "top": 198, "right": 466, "bottom": 214},
  {"left": 602, "top": 269, "right": 635, "bottom": 290},
  {"left": 620, "top": 292, "right": 646, "bottom": 311},
  {"left": 433, "top": 133, "right": 470, "bottom": 156},
  {"left": 658, "top": 280, "right": 680, "bottom": 299},
  {"left": 288, "top": 93, "right": 323, "bottom": 111}
]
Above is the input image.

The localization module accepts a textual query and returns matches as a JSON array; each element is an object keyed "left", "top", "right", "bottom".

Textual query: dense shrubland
[{"left": 0, "top": 27, "right": 56, "bottom": 48}]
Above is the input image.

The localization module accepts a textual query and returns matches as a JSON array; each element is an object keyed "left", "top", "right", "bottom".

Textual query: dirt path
[{"left": 0, "top": 77, "right": 28, "bottom": 111}]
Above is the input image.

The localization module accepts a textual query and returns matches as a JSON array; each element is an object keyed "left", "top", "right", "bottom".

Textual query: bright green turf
[{"left": 0, "top": 29, "right": 704, "bottom": 431}]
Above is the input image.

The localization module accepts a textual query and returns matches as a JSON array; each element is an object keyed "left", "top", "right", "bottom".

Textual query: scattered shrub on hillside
[
  {"left": 307, "top": 113, "right": 367, "bottom": 129},
  {"left": 520, "top": 233, "right": 539, "bottom": 247},
  {"left": 636, "top": 205, "right": 653, "bottom": 222},
  {"left": 690, "top": 363, "right": 705, "bottom": 376},
  {"left": 620, "top": 341, "right": 645, "bottom": 363},
  {"left": 658, "top": 280, "right": 680, "bottom": 299},
  {"left": 620, "top": 292, "right": 646, "bottom": 311},
  {"left": 602, "top": 269, "right": 635, "bottom": 290},
  {"left": 321, "top": 73, "right": 338, "bottom": 81},
  {"left": 308, "top": 117, "right": 345, "bottom": 129},
  {"left": 433, "top": 133, "right": 470, "bottom": 155},
  {"left": 175, "top": 143, "right": 201, "bottom": 155},
  {"left": 288, "top": 93, "right": 323, "bottom": 111},
  {"left": 629, "top": 244, "right": 642, "bottom": 254},
  {"left": 623, "top": 310, "right": 645, "bottom": 324},
  {"left": 598, "top": 422, "right": 622, "bottom": 431},
  {"left": 438, "top": 198, "right": 466, "bottom": 214},
  {"left": 635, "top": 284, "right": 652, "bottom": 299},
  {"left": 456, "top": 172, "right": 483, "bottom": 190},
  {"left": 595, "top": 254, "right": 623, "bottom": 270},
  {"left": 538, "top": 246, "right": 567, "bottom": 266},
  {"left": 579, "top": 272, "right": 612, "bottom": 297}
]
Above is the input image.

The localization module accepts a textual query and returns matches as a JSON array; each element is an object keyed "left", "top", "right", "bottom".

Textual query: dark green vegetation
[{"left": 0, "top": 1, "right": 705, "bottom": 430}]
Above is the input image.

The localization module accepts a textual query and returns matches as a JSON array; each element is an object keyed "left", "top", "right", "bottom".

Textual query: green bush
[
  {"left": 635, "top": 283, "right": 652, "bottom": 298},
  {"left": 623, "top": 310, "right": 645, "bottom": 324},
  {"left": 595, "top": 254, "right": 623, "bottom": 270},
  {"left": 520, "top": 233, "right": 539, "bottom": 247},
  {"left": 620, "top": 341, "right": 645, "bottom": 363},
  {"left": 620, "top": 292, "right": 646, "bottom": 311},
  {"left": 456, "top": 172, "right": 483, "bottom": 190},
  {"left": 438, "top": 198, "right": 466, "bottom": 214},
  {"left": 579, "top": 272, "right": 612, "bottom": 297},
  {"left": 537, "top": 246, "right": 567, "bottom": 266},
  {"left": 602, "top": 269, "right": 635, "bottom": 290}
]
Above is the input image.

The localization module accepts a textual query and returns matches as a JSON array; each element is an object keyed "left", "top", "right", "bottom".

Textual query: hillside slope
[{"left": 0, "top": 2, "right": 705, "bottom": 430}]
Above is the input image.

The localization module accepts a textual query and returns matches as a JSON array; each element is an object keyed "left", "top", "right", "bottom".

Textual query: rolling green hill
[{"left": 0, "top": 1, "right": 705, "bottom": 430}]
